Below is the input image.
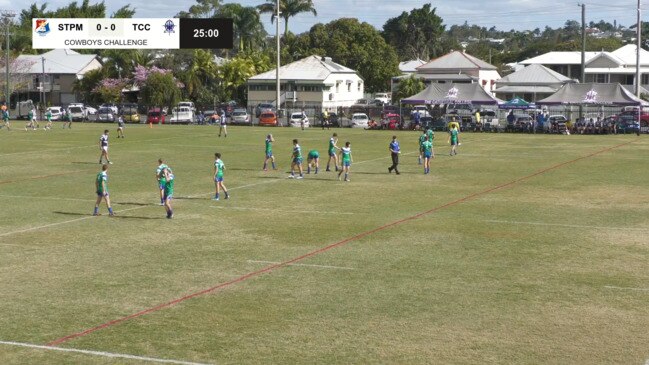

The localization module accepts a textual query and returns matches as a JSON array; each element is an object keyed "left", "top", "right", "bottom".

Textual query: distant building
[
  {"left": 14, "top": 49, "right": 102, "bottom": 106},
  {"left": 519, "top": 44, "right": 649, "bottom": 91},
  {"left": 494, "top": 64, "right": 576, "bottom": 102},
  {"left": 247, "top": 55, "right": 364, "bottom": 110},
  {"left": 392, "top": 51, "right": 501, "bottom": 96}
]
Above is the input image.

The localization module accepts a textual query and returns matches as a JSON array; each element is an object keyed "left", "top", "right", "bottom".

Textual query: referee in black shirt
[{"left": 388, "top": 135, "right": 400, "bottom": 174}]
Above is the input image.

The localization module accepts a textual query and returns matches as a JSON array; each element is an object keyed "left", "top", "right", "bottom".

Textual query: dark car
[
  {"left": 320, "top": 112, "right": 340, "bottom": 128},
  {"left": 255, "top": 103, "right": 275, "bottom": 118},
  {"left": 616, "top": 115, "right": 641, "bottom": 135}
]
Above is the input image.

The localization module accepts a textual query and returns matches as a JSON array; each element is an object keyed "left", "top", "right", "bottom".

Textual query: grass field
[{"left": 0, "top": 122, "right": 648, "bottom": 364}]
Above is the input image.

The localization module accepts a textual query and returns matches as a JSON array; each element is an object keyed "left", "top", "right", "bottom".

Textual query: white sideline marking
[
  {"left": 604, "top": 285, "right": 649, "bottom": 292},
  {"left": 0, "top": 340, "right": 212, "bottom": 365},
  {"left": 0, "top": 194, "right": 94, "bottom": 203},
  {"left": 0, "top": 180, "right": 281, "bottom": 240},
  {"left": 485, "top": 220, "right": 649, "bottom": 231},
  {"left": 248, "top": 260, "right": 355, "bottom": 270},
  {"left": 0, "top": 206, "right": 144, "bottom": 240},
  {"left": 211, "top": 206, "right": 353, "bottom": 215}
]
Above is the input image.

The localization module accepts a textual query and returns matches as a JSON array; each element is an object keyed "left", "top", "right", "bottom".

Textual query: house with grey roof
[
  {"left": 391, "top": 51, "right": 501, "bottom": 96},
  {"left": 14, "top": 49, "right": 102, "bottom": 106},
  {"left": 519, "top": 44, "right": 649, "bottom": 91},
  {"left": 247, "top": 55, "right": 364, "bottom": 110},
  {"left": 494, "top": 64, "right": 576, "bottom": 102}
]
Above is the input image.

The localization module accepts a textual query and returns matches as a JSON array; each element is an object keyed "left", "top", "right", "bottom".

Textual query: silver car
[{"left": 231, "top": 109, "right": 251, "bottom": 125}]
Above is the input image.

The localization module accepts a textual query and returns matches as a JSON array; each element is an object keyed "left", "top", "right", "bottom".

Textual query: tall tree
[
  {"left": 218, "top": 4, "right": 267, "bottom": 53},
  {"left": 257, "top": 0, "right": 317, "bottom": 37},
  {"left": 306, "top": 18, "right": 399, "bottom": 93},
  {"left": 382, "top": 4, "right": 446, "bottom": 60},
  {"left": 176, "top": 0, "right": 221, "bottom": 18},
  {"left": 394, "top": 75, "right": 424, "bottom": 102}
]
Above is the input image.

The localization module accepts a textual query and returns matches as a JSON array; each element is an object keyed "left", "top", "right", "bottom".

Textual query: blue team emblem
[
  {"left": 35, "top": 19, "right": 51, "bottom": 36},
  {"left": 163, "top": 20, "right": 175, "bottom": 35}
]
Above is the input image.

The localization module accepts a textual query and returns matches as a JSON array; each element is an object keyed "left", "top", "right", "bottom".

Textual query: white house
[
  {"left": 247, "top": 55, "right": 364, "bottom": 111},
  {"left": 14, "top": 49, "right": 102, "bottom": 105}
]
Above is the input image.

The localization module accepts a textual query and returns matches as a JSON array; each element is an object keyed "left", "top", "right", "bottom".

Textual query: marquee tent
[
  {"left": 498, "top": 97, "right": 536, "bottom": 109},
  {"left": 401, "top": 83, "right": 500, "bottom": 105},
  {"left": 536, "top": 83, "right": 649, "bottom": 106}
]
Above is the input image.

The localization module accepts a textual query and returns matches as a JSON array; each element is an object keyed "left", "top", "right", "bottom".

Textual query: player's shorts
[
  {"left": 265, "top": 152, "right": 273, "bottom": 158},
  {"left": 159, "top": 181, "right": 166, "bottom": 190},
  {"left": 343, "top": 160, "right": 351, "bottom": 167},
  {"left": 96, "top": 191, "right": 108, "bottom": 197},
  {"left": 164, "top": 190, "right": 173, "bottom": 200},
  {"left": 215, "top": 176, "right": 224, "bottom": 182},
  {"left": 308, "top": 152, "right": 319, "bottom": 159},
  {"left": 450, "top": 140, "right": 458, "bottom": 146},
  {"left": 101, "top": 146, "right": 108, "bottom": 152},
  {"left": 328, "top": 150, "right": 335, "bottom": 157},
  {"left": 293, "top": 157, "right": 303, "bottom": 165},
  {"left": 424, "top": 151, "right": 432, "bottom": 158}
]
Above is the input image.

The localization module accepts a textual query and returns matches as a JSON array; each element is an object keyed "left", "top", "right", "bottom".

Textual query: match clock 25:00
[{"left": 194, "top": 28, "right": 219, "bottom": 38}]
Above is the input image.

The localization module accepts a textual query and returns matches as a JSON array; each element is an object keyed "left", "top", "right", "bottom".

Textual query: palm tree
[
  {"left": 219, "top": 4, "right": 267, "bottom": 53},
  {"left": 395, "top": 75, "right": 425, "bottom": 102},
  {"left": 257, "top": 0, "right": 317, "bottom": 37},
  {"left": 184, "top": 49, "right": 218, "bottom": 98}
]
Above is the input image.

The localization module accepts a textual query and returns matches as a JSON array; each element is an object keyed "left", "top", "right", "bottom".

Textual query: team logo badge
[
  {"left": 583, "top": 89, "right": 598, "bottom": 103},
  {"left": 446, "top": 87, "right": 459, "bottom": 99},
  {"left": 163, "top": 20, "right": 175, "bottom": 35},
  {"left": 35, "top": 19, "right": 50, "bottom": 36}
]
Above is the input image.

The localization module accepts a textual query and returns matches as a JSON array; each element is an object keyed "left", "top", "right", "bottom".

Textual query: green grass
[{"left": 1, "top": 123, "right": 648, "bottom": 364}]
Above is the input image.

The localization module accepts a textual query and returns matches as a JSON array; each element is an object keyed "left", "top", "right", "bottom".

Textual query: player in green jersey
[
  {"left": 44, "top": 109, "right": 52, "bottom": 130},
  {"left": 426, "top": 127, "right": 435, "bottom": 158},
  {"left": 422, "top": 136, "right": 433, "bottom": 174},
  {"left": 2, "top": 108, "right": 10, "bottom": 130},
  {"left": 325, "top": 133, "right": 340, "bottom": 171},
  {"left": 93, "top": 164, "right": 114, "bottom": 216},
  {"left": 263, "top": 134, "right": 277, "bottom": 171},
  {"left": 289, "top": 139, "right": 304, "bottom": 179},
  {"left": 449, "top": 125, "right": 460, "bottom": 156},
  {"left": 156, "top": 159, "right": 168, "bottom": 205},
  {"left": 337, "top": 142, "right": 353, "bottom": 182},
  {"left": 213, "top": 152, "right": 229, "bottom": 200},
  {"left": 25, "top": 109, "right": 36, "bottom": 130},
  {"left": 307, "top": 149, "right": 319, "bottom": 174},
  {"left": 162, "top": 164, "right": 174, "bottom": 218},
  {"left": 418, "top": 130, "right": 426, "bottom": 164}
]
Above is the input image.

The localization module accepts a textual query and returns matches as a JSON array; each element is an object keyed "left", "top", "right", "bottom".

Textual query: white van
[
  {"left": 178, "top": 101, "right": 196, "bottom": 112},
  {"left": 170, "top": 106, "right": 194, "bottom": 124},
  {"left": 374, "top": 93, "right": 391, "bottom": 105}
]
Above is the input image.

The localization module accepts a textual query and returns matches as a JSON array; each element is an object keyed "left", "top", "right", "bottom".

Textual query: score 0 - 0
[{"left": 88, "top": 19, "right": 124, "bottom": 37}]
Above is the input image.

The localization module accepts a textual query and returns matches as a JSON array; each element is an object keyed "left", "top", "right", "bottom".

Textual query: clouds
[{"left": 12, "top": 0, "right": 641, "bottom": 34}]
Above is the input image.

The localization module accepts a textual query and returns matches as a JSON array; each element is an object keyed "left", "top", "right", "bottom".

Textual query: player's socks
[
  {"left": 108, "top": 207, "right": 114, "bottom": 215},
  {"left": 271, "top": 162, "right": 276, "bottom": 169},
  {"left": 224, "top": 192, "right": 229, "bottom": 199},
  {"left": 307, "top": 166, "right": 310, "bottom": 174},
  {"left": 315, "top": 167, "right": 318, "bottom": 174},
  {"left": 93, "top": 207, "right": 99, "bottom": 215},
  {"left": 215, "top": 193, "right": 220, "bottom": 200}
]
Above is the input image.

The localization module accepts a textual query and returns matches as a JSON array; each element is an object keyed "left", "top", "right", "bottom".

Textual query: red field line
[
  {"left": 0, "top": 170, "right": 85, "bottom": 185},
  {"left": 46, "top": 140, "right": 636, "bottom": 347}
]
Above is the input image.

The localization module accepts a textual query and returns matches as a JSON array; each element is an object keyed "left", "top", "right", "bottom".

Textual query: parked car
[
  {"left": 289, "top": 112, "right": 309, "bottom": 128},
  {"left": 97, "top": 107, "right": 115, "bottom": 122},
  {"left": 46, "top": 106, "right": 65, "bottom": 121},
  {"left": 85, "top": 106, "right": 98, "bottom": 115},
  {"left": 616, "top": 115, "right": 641, "bottom": 134},
  {"left": 147, "top": 108, "right": 165, "bottom": 124},
  {"left": 320, "top": 111, "right": 340, "bottom": 128},
  {"left": 546, "top": 115, "right": 569, "bottom": 133},
  {"left": 231, "top": 108, "right": 251, "bottom": 125},
  {"left": 381, "top": 113, "right": 401, "bottom": 130},
  {"left": 121, "top": 106, "right": 140, "bottom": 123},
  {"left": 169, "top": 106, "right": 194, "bottom": 124},
  {"left": 99, "top": 103, "right": 118, "bottom": 115},
  {"left": 350, "top": 113, "right": 369, "bottom": 128},
  {"left": 411, "top": 105, "right": 430, "bottom": 118},
  {"left": 255, "top": 103, "right": 275, "bottom": 118},
  {"left": 67, "top": 105, "right": 86, "bottom": 121},
  {"left": 178, "top": 101, "right": 196, "bottom": 112},
  {"left": 259, "top": 112, "right": 278, "bottom": 126},
  {"left": 201, "top": 110, "right": 220, "bottom": 124},
  {"left": 374, "top": 92, "right": 391, "bottom": 105}
]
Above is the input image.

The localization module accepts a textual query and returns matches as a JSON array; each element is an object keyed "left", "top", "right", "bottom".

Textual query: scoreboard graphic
[{"left": 32, "top": 18, "right": 233, "bottom": 49}]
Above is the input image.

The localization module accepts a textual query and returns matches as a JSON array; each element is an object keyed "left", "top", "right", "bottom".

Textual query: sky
[{"left": 4, "top": 0, "right": 644, "bottom": 34}]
